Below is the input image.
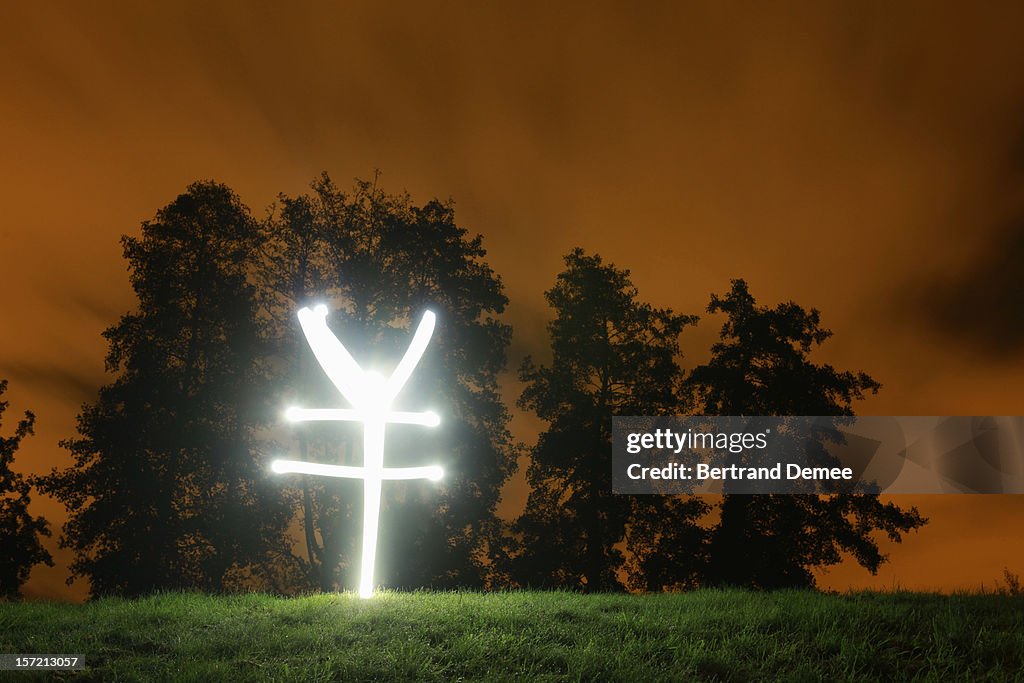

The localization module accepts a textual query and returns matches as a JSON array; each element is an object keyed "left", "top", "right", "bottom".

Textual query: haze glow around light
[{"left": 272, "top": 306, "right": 443, "bottom": 599}]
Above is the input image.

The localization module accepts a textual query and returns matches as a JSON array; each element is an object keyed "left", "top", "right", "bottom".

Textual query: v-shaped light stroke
[{"left": 271, "top": 304, "right": 443, "bottom": 598}]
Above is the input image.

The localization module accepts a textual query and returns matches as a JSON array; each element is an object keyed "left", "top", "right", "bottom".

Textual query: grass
[{"left": 1, "top": 590, "right": 1022, "bottom": 681}]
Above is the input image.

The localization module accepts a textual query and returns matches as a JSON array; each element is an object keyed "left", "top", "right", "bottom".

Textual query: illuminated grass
[{"left": 1, "top": 590, "right": 1022, "bottom": 681}]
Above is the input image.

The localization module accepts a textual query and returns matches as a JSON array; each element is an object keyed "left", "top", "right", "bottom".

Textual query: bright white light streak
[
  {"left": 384, "top": 311, "right": 435, "bottom": 401},
  {"left": 271, "top": 459, "right": 444, "bottom": 481},
  {"left": 276, "top": 307, "right": 444, "bottom": 599},
  {"left": 285, "top": 408, "right": 440, "bottom": 427},
  {"left": 295, "top": 305, "right": 370, "bottom": 406}
]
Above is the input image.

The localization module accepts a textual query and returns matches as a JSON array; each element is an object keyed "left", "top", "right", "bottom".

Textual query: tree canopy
[
  {"left": 32, "top": 177, "right": 929, "bottom": 596},
  {"left": 688, "top": 279, "right": 926, "bottom": 588},
  {"left": 38, "top": 182, "right": 297, "bottom": 597},
  {"left": 0, "top": 380, "right": 53, "bottom": 599},
  {"left": 508, "top": 248, "right": 703, "bottom": 591}
]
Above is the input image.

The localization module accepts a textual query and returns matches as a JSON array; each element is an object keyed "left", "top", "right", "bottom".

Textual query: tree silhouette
[
  {"left": 259, "top": 173, "right": 516, "bottom": 590},
  {"left": 688, "top": 279, "right": 926, "bottom": 588},
  {"left": 508, "top": 249, "right": 702, "bottom": 591},
  {"left": 626, "top": 495, "right": 709, "bottom": 592},
  {"left": 0, "top": 380, "right": 53, "bottom": 599},
  {"left": 258, "top": 176, "right": 349, "bottom": 591},
  {"left": 38, "top": 182, "right": 297, "bottom": 597}
]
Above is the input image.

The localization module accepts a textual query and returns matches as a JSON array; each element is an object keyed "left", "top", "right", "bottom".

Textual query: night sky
[{"left": 3, "top": 1, "right": 1024, "bottom": 599}]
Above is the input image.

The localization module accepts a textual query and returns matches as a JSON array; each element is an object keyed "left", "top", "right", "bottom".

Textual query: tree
[
  {"left": 0, "top": 380, "right": 53, "bottom": 598},
  {"left": 688, "top": 279, "right": 926, "bottom": 588},
  {"left": 257, "top": 177, "right": 345, "bottom": 591},
  {"left": 626, "top": 496, "right": 709, "bottom": 592},
  {"left": 509, "top": 249, "right": 704, "bottom": 591},
  {"left": 259, "top": 173, "right": 516, "bottom": 590},
  {"left": 38, "top": 182, "right": 298, "bottom": 597}
]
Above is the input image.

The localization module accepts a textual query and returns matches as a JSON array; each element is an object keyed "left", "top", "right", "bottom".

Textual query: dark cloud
[
  {"left": 915, "top": 219, "right": 1024, "bottom": 355},
  {"left": 0, "top": 360, "right": 102, "bottom": 405},
  {"left": 69, "top": 294, "right": 129, "bottom": 327},
  {"left": 38, "top": 287, "right": 130, "bottom": 327}
]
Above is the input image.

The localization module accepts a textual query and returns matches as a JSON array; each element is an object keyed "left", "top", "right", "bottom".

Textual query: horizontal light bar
[
  {"left": 271, "top": 459, "right": 444, "bottom": 481},
  {"left": 286, "top": 407, "right": 440, "bottom": 427}
]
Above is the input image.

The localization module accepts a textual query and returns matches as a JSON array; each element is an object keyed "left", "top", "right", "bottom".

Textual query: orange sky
[{"left": 3, "top": 1, "right": 1024, "bottom": 599}]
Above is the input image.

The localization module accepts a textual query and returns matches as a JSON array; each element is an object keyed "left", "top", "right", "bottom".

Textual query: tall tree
[
  {"left": 258, "top": 177, "right": 344, "bottom": 591},
  {"left": 38, "top": 182, "right": 297, "bottom": 597},
  {"left": 510, "top": 249, "right": 703, "bottom": 591},
  {"left": 259, "top": 173, "right": 516, "bottom": 590},
  {"left": 688, "top": 279, "right": 926, "bottom": 588},
  {"left": 0, "top": 380, "right": 53, "bottom": 598}
]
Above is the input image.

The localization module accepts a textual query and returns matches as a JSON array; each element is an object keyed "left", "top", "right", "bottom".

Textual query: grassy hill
[{"left": 1, "top": 590, "right": 1022, "bottom": 681}]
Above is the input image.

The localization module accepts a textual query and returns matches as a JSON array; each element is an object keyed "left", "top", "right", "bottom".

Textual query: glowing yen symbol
[{"left": 271, "top": 305, "right": 443, "bottom": 598}]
